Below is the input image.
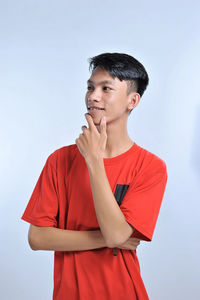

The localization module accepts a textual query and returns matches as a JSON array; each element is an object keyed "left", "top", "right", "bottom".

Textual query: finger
[
  {"left": 132, "top": 239, "right": 140, "bottom": 244},
  {"left": 134, "top": 241, "right": 140, "bottom": 245},
  {"left": 132, "top": 238, "right": 140, "bottom": 242},
  {"left": 81, "top": 125, "right": 88, "bottom": 132},
  {"left": 100, "top": 116, "right": 107, "bottom": 134},
  {"left": 84, "top": 113, "right": 96, "bottom": 131}
]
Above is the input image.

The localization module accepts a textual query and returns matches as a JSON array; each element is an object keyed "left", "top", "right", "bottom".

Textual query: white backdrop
[{"left": 0, "top": 1, "right": 200, "bottom": 299}]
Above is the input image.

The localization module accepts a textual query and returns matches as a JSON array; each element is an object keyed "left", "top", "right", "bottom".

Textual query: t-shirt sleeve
[
  {"left": 21, "top": 154, "right": 59, "bottom": 227},
  {"left": 120, "top": 158, "right": 168, "bottom": 241}
]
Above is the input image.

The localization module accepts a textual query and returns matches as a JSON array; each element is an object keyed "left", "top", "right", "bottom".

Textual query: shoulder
[
  {"left": 45, "top": 143, "right": 79, "bottom": 170},
  {"left": 131, "top": 144, "right": 168, "bottom": 188},
  {"left": 136, "top": 144, "right": 167, "bottom": 175}
]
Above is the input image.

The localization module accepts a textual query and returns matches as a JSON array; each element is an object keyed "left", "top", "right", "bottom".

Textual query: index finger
[{"left": 84, "top": 113, "right": 96, "bottom": 131}]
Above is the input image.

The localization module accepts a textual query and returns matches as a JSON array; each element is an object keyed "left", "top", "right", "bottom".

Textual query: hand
[
  {"left": 117, "top": 237, "right": 141, "bottom": 251},
  {"left": 75, "top": 113, "right": 107, "bottom": 164}
]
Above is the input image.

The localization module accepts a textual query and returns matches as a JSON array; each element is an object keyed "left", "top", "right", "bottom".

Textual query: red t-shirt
[{"left": 21, "top": 142, "right": 168, "bottom": 300}]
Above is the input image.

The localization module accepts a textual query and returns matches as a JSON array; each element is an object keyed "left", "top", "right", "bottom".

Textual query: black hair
[{"left": 88, "top": 52, "right": 149, "bottom": 115}]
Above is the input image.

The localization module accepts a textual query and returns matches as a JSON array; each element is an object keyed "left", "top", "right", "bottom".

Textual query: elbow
[
  {"left": 108, "top": 222, "right": 135, "bottom": 248},
  {"left": 29, "top": 244, "right": 38, "bottom": 251},
  {"left": 107, "top": 237, "right": 124, "bottom": 248},
  {"left": 108, "top": 237, "right": 125, "bottom": 248},
  {"left": 106, "top": 240, "right": 116, "bottom": 248},
  {"left": 106, "top": 233, "right": 123, "bottom": 248},
  {"left": 28, "top": 235, "right": 39, "bottom": 251},
  {"left": 28, "top": 226, "right": 40, "bottom": 250}
]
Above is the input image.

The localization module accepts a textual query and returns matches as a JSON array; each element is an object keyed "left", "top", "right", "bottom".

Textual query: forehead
[{"left": 87, "top": 67, "right": 123, "bottom": 87}]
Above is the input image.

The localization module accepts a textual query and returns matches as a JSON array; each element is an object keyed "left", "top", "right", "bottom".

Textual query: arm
[
  {"left": 87, "top": 159, "right": 135, "bottom": 248},
  {"left": 28, "top": 224, "right": 107, "bottom": 251},
  {"left": 75, "top": 114, "right": 134, "bottom": 248}
]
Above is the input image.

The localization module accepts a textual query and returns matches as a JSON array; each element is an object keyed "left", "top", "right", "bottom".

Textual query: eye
[{"left": 87, "top": 86, "right": 112, "bottom": 91}]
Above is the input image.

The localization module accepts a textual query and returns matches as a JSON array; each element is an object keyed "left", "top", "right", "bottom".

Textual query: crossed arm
[
  {"left": 28, "top": 225, "right": 140, "bottom": 252},
  {"left": 28, "top": 157, "right": 136, "bottom": 251},
  {"left": 28, "top": 225, "right": 108, "bottom": 251}
]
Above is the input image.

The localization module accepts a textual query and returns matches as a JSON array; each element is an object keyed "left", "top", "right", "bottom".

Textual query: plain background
[{"left": 1, "top": 0, "right": 200, "bottom": 299}]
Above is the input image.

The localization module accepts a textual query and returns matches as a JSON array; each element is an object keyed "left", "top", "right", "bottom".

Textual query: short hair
[{"left": 88, "top": 52, "right": 149, "bottom": 115}]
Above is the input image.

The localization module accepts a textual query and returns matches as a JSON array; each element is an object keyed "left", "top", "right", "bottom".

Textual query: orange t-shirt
[{"left": 21, "top": 142, "right": 168, "bottom": 300}]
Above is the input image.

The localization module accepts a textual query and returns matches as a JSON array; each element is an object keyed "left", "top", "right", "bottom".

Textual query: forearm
[
  {"left": 86, "top": 158, "right": 129, "bottom": 247},
  {"left": 30, "top": 227, "right": 107, "bottom": 251}
]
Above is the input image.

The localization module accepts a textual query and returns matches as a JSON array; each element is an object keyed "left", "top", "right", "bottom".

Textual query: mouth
[
  {"left": 87, "top": 107, "right": 105, "bottom": 111},
  {"left": 87, "top": 107, "right": 105, "bottom": 115}
]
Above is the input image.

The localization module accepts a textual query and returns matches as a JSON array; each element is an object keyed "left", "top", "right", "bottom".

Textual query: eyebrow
[{"left": 87, "top": 79, "right": 115, "bottom": 86}]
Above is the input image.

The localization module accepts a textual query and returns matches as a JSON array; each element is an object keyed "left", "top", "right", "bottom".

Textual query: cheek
[
  {"left": 106, "top": 101, "right": 127, "bottom": 118},
  {"left": 105, "top": 96, "right": 116, "bottom": 109},
  {"left": 107, "top": 98, "right": 123, "bottom": 111}
]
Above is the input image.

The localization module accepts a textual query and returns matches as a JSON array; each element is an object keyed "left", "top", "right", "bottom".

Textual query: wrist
[
  {"left": 86, "top": 157, "right": 104, "bottom": 173},
  {"left": 91, "top": 230, "right": 107, "bottom": 248}
]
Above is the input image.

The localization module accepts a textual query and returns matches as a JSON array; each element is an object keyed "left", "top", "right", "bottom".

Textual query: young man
[{"left": 21, "top": 52, "right": 168, "bottom": 300}]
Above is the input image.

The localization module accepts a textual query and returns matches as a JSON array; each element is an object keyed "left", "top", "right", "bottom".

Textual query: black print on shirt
[{"left": 114, "top": 184, "right": 129, "bottom": 206}]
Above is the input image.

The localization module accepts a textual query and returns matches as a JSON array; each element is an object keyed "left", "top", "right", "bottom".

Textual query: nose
[{"left": 87, "top": 87, "right": 102, "bottom": 102}]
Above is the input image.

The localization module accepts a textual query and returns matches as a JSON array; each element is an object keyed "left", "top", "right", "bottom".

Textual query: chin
[
  {"left": 93, "top": 120, "right": 100, "bottom": 126},
  {"left": 89, "top": 114, "right": 106, "bottom": 126},
  {"left": 90, "top": 115, "right": 100, "bottom": 123}
]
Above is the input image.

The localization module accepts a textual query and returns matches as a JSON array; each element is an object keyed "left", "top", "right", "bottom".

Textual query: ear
[{"left": 127, "top": 92, "right": 140, "bottom": 111}]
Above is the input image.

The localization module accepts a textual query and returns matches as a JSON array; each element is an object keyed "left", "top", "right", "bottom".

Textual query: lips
[
  {"left": 88, "top": 108, "right": 103, "bottom": 112},
  {"left": 88, "top": 107, "right": 104, "bottom": 110},
  {"left": 87, "top": 108, "right": 104, "bottom": 116}
]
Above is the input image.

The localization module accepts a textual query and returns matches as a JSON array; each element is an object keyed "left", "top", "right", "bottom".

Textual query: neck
[{"left": 97, "top": 115, "right": 134, "bottom": 158}]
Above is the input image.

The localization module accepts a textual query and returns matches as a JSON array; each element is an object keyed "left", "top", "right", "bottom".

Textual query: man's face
[{"left": 85, "top": 67, "right": 133, "bottom": 125}]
